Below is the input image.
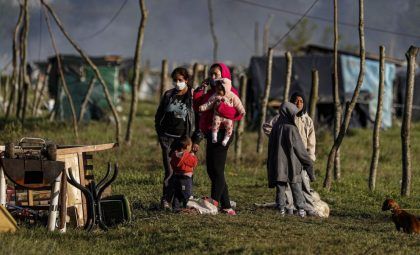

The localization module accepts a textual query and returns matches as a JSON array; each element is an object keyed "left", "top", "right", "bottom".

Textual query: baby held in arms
[{"left": 199, "top": 78, "right": 245, "bottom": 146}]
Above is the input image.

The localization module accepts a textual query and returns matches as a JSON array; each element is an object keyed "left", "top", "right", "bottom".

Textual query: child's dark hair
[
  {"left": 171, "top": 136, "right": 192, "bottom": 152},
  {"left": 171, "top": 67, "right": 190, "bottom": 87}
]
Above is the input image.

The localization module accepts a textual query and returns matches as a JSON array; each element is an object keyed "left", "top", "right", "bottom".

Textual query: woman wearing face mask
[
  {"left": 155, "top": 67, "right": 201, "bottom": 209},
  {"left": 193, "top": 63, "right": 243, "bottom": 215}
]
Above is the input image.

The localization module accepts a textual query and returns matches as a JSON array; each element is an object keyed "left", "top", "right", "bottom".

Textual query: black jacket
[{"left": 154, "top": 88, "right": 202, "bottom": 143}]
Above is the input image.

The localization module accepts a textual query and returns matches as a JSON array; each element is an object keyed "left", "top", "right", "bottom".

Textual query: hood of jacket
[
  {"left": 211, "top": 63, "right": 231, "bottom": 80},
  {"left": 278, "top": 102, "right": 298, "bottom": 125}
]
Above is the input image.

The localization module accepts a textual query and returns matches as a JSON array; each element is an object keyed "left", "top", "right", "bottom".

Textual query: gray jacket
[{"left": 267, "top": 102, "right": 314, "bottom": 188}]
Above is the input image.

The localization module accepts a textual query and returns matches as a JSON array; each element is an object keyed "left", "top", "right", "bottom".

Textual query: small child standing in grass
[
  {"left": 267, "top": 102, "right": 315, "bottom": 217},
  {"left": 166, "top": 137, "right": 198, "bottom": 210}
]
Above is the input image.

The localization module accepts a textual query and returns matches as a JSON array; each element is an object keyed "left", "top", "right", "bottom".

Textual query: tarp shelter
[
  {"left": 48, "top": 55, "right": 122, "bottom": 121},
  {"left": 394, "top": 70, "right": 420, "bottom": 120},
  {"left": 248, "top": 49, "right": 398, "bottom": 128}
]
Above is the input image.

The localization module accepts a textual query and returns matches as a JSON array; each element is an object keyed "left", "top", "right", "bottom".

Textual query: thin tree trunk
[
  {"left": 323, "top": 0, "right": 365, "bottom": 190},
  {"left": 6, "top": 4, "right": 24, "bottom": 119},
  {"left": 31, "top": 73, "right": 42, "bottom": 116},
  {"left": 78, "top": 77, "right": 96, "bottom": 123},
  {"left": 254, "top": 22, "right": 259, "bottom": 56},
  {"left": 203, "top": 65, "right": 209, "bottom": 81},
  {"left": 333, "top": 0, "right": 342, "bottom": 181},
  {"left": 192, "top": 62, "right": 199, "bottom": 89},
  {"left": 3, "top": 76, "right": 10, "bottom": 113},
  {"left": 235, "top": 74, "right": 247, "bottom": 162},
  {"left": 42, "top": 0, "right": 121, "bottom": 144},
  {"left": 159, "top": 59, "right": 168, "bottom": 97},
  {"left": 43, "top": 8, "right": 79, "bottom": 141},
  {"left": 369, "top": 45, "right": 385, "bottom": 191},
  {"left": 284, "top": 51, "right": 292, "bottom": 102},
  {"left": 34, "top": 64, "right": 51, "bottom": 116},
  {"left": 309, "top": 69, "right": 319, "bottom": 121},
  {"left": 263, "top": 15, "right": 273, "bottom": 56},
  {"left": 125, "top": 0, "right": 149, "bottom": 145},
  {"left": 257, "top": 47, "right": 273, "bottom": 154},
  {"left": 20, "top": 0, "right": 30, "bottom": 124},
  {"left": 207, "top": 0, "right": 218, "bottom": 62},
  {"left": 401, "top": 45, "right": 419, "bottom": 197}
]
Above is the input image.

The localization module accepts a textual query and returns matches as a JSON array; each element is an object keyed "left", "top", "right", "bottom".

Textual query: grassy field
[{"left": 0, "top": 101, "right": 419, "bottom": 255}]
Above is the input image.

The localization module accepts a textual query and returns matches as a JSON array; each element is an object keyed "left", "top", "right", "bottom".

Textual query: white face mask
[{"left": 173, "top": 81, "right": 187, "bottom": 91}]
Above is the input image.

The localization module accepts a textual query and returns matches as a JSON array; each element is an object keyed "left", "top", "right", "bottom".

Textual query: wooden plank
[
  {"left": 77, "top": 152, "right": 87, "bottom": 225},
  {"left": 56, "top": 143, "right": 118, "bottom": 155}
]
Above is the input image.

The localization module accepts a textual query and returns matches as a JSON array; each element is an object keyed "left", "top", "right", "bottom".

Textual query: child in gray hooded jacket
[{"left": 267, "top": 102, "right": 315, "bottom": 217}]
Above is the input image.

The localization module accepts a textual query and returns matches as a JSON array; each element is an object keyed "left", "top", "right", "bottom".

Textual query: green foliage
[
  {"left": 282, "top": 18, "right": 317, "bottom": 53},
  {"left": 0, "top": 101, "right": 419, "bottom": 254}
]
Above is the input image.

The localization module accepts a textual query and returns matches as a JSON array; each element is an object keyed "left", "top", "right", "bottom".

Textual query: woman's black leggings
[{"left": 205, "top": 131, "right": 233, "bottom": 209}]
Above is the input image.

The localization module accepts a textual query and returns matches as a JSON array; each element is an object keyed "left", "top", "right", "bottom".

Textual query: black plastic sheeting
[{"left": 247, "top": 55, "right": 371, "bottom": 129}]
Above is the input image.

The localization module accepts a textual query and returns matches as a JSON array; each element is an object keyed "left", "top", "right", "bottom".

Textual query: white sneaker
[{"left": 298, "top": 209, "right": 306, "bottom": 218}]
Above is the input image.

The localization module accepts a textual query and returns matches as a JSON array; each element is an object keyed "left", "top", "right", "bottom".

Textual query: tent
[
  {"left": 48, "top": 55, "right": 122, "bottom": 121},
  {"left": 247, "top": 48, "right": 397, "bottom": 128}
]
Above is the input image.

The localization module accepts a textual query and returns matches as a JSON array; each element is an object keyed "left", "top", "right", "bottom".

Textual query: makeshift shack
[
  {"left": 48, "top": 55, "right": 122, "bottom": 121},
  {"left": 247, "top": 45, "right": 400, "bottom": 128},
  {"left": 394, "top": 70, "right": 420, "bottom": 120}
]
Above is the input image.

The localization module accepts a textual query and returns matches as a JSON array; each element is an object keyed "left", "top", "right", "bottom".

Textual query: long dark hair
[{"left": 171, "top": 67, "right": 191, "bottom": 88}]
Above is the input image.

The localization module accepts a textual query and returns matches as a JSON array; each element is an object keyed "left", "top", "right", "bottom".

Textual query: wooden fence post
[
  {"left": 309, "top": 69, "right": 319, "bottom": 121},
  {"left": 369, "top": 45, "right": 385, "bottom": 191},
  {"left": 332, "top": 0, "right": 342, "bottom": 181},
  {"left": 323, "top": 0, "right": 365, "bottom": 190},
  {"left": 192, "top": 62, "right": 199, "bottom": 89},
  {"left": 125, "top": 0, "right": 149, "bottom": 145},
  {"left": 160, "top": 59, "right": 168, "bottom": 97},
  {"left": 257, "top": 47, "right": 273, "bottom": 154},
  {"left": 235, "top": 74, "right": 247, "bottom": 162},
  {"left": 401, "top": 45, "right": 419, "bottom": 197},
  {"left": 284, "top": 51, "right": 292, "bottom": 102}
]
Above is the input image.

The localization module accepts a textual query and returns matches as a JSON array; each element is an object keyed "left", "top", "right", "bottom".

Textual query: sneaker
[
  {"left": 298, "top": 209, "right": 306, "bottom": 218},
  {"left": 279, "top": 208, "right": 286, "bottom": 216},
  {"left": 160, "top": 199, "right": 171, "bottom": 210},
  {"left": 230, "top": 200, "right": 237, "bottom": 209},
  {"left": 222, "top": 208, "right": 237, "bottom": 215}
]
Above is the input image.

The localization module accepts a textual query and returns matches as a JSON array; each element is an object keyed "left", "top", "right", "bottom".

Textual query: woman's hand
[{"left": 192, "top": 143, "right": 200, "bottom": 153}]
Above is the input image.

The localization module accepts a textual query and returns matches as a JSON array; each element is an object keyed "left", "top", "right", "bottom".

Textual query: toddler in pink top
[{"left": 199, "top": 78, "right": 245, "bottom": 146}]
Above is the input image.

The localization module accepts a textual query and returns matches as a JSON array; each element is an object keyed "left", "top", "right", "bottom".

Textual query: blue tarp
[{"left": 341, "top": 55, "right": 396, "bottom": 128}]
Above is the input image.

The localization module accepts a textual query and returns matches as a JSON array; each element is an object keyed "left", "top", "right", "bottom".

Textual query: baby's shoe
[
  {"left": 298, "top": 209, "right": 306, "bottom": 218},
  {"left": 221, "top": 137, "right": 230, "bottom": 146}
]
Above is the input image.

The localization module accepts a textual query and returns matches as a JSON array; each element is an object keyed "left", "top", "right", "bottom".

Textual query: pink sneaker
[{"left": 222, "top": 208, "right": 237, "bottom": 215}]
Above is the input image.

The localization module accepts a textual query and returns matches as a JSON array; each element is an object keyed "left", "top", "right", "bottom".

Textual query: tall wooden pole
[
  {"left": 284, "top": 51, "right": 292, "bottom": 102},
  {"left": 44, "top": 8, "right": 79, "bottom": 141},
  {"left": 369, "top": 45, "right": 385, "bottom": 191},
  {"left": 207, "top": 0, "right": 218, "bottom": 62},
  {"left": 309, "top": 69, "right": 319, "bottom": 121},
  {"left": 324, "top": 0, "right": 365, "bottom": 190},
  {"left": 254, "top": 22, "right": 259, "bottom": 56},
  {"left": 78, "top": 77, "right": 96, "bottom": 123},
  {"left": 17, "top": 0, "right": 30, "bottom": 122},
  {"left": 257, "top": 47, "right": 273, "bottom": 154},
  {"left": 401, "top": 46, "right": 419, "bottom": 197},
  {"left": 203, "top": 65, "right": 209, "bottom": 81},
  {"left": 125, "top": 0, "right": 149, "bottom": 145},
  {"left": 235, "top": 74, "right": 247, "bottom": 162},
  {"left": 6, "top": 4, "right": 24, "bottom": 119},
  {"left": 159, "top": 59, "right": 168, "bottom": 97},
  {"left": 332, "top": 0, "right": 342, "bottom": 181},
  {"left": 192, "top": 62, "right": 199, "bottom": 89},
  {"left": 41, "top": 0, "right": 122, "bottom": 144},
  {"left": 263, "top": 15, "right": 273, "bottom": 56}
]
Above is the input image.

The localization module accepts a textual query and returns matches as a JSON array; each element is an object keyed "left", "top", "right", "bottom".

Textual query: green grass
[{"left": 0, "top": 101, "right": 419, "bottom": 254}]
